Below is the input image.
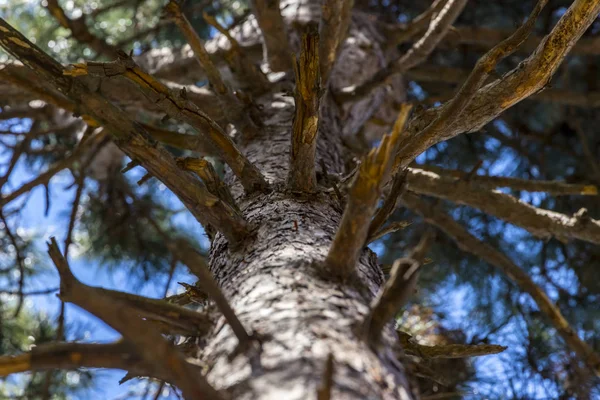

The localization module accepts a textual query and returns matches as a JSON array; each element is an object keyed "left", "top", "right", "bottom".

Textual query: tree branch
[
  {"left": 339, "top": 0, "right": 467, "bottom": 102},
  {"left": 406, "top": 168, "right": 600, "bottom": 245},
  {"left": 46, "top": 238, "right": 225, "bottom": 399},
  {"left": 0, "top": 19, "right": 251, "bottom": 243},
  {"left": 164, "top": 0, "right": 259, "bottom": 138},
  {"left": 66, "top": 53, "right": 268, "bottom": 193},
  {"left": 326, "top": 109, "right": 405, "bottom": 278},
  {"left": 288, "top": 31, "right": 321, "bottom": 192},
  {"left": 414, "top": 165, "right": 597, "bottom": 196},
  {"left": 362, "top": 231, "right": 433, "bottom": 345},
  {"left": 401, "top": 193, "right": 600, "bottom": 377},
  {"left": 0, "top": 341, "right": 173, "bottom": 381},
  {"left": 319, "top": 0, "right": 353, "bottom": 87},
  {"left": 250, "top": 0, "right": 291, "bottom": 71},
  {"left": 397, "top": 331, "right": 507, "bottom": 359},
  {"left": 393, "top": 0, "right": 600, "bottom": 174},
  {"left": 177, "top": 157, "right": 238, "bottom": 210}
]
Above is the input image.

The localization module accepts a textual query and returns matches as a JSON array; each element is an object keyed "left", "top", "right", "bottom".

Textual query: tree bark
[{"left": 193, "top": 4, "right": 412, "bottom": 399}]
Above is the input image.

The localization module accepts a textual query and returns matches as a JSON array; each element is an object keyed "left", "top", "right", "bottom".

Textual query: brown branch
[
  {"left": 66, "top": 53, "right": 268, "bottom": 194},
  {"left": 168, "top": 239, "right": 254, "bottom": 349},
  {"left": 397, "top": 332, "right": 507, "bottom": 359},
  {"left": 45, "top": 0, "right": 120, "bottom": 58},
  {"left": 339, "top": 0, "right": 467, "bottom": 102},
  {"left": 46, "top": 238, "right": 225, "bottom": 399},
  {"left": 392, "top": 0, "right": 600, "bottom": 174},
  {"left": 202, "top": 12, "right": 270, "bottom": 95},
  {"left": 395, "top": 0, "right": 548, "bottom": 175},
  {"left": 401, "top": 193, "right": 600, "bottom": 377},
  {"left": 288, "top": 31, "right": 321, "bottom": 192},
  {"left": 405, "top": 168, "right": 600, "bottom": 245},
  {"left": 0, "top": 341, "right": 173, "bottom": 382},
  {"left": 414, "top": 165, "right": 597, "bottom": 196},
  {"left": 367, "top": 220, "right": 412, "bottom": 244},
  {"left": 405, "top": 65, "right": 600, "bottom": 108},
  {"left": 0, "top": 20, "right": 252, "bottom": 243},
  {"left": 326, "top": 113, "right": 404, "bottom": 278},
  {"left": 250, "top": 0, "right": 291, "bottom": 71},
  {"left": 164, "top": 1, "right": 259, "bottom": 138},
  {"left": 385, "top": 0, "right": 447, "bottom": 46},
  {"left": 140, "top": 124, "right": 214, "bottom": 156},
  {"left": 0, "top": 210, "right": 26, "bottom": 317},
  {"left": 319, "top": 0, "right": 353, "bottom": 87},
  {"left": 362, "top": 231, "right": 433, "bottom": 345},
  {"left": 366, "top": 105, "right": 413, "bottom": 238}
]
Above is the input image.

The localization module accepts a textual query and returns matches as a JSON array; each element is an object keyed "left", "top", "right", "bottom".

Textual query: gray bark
[{"left": 192, "top": 4, "right": 413, "bottom": 398}]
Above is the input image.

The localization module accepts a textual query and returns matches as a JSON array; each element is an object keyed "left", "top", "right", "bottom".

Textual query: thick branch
[
  {"left": 66, "top": 54, "right": 268, "bottom": 193},
  {"left": 0, "top": 342, "right": 172, "bottom": 382},
  {"left": 47, "top": 238, "right": 225, "bottom": 399},
  {"left": 397, "top": 332, "right": 507, "bottom": 359},
  {"left": 415, "top": 165, "right": 597, "bottom": 196},
  {"left": 288, "top": 31, "right": 321, "bottom": 192},
  {"left": 319, "top": 0, "right": 353, "bottom": 87},
  {"left": 326, "top": 112, "right": 404, "bottom": 278},
  {"left": 340, "top": 0, "right": 467, "bottom": 101},
  {"left": 406, "top": 168, "right": 600, "bottom": 245},
  {"left": 0, "top": 19, "right": 251, "bottom": 243},
  {"left": 393, "top": 0, "right": 600, "bottom": 173},
  {"left": 250, "top": 0, "right": 291, "bottom": 71},
  {"left": 401, "top": 193, "right": 600, "bottom": 377}
]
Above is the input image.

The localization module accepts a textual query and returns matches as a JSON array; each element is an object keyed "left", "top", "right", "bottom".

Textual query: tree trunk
[{"left": 194, "top": 3, "right": 412, "bottom": 398}]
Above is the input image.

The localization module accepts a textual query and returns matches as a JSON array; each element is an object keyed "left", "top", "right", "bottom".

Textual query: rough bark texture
[{"left": 191, "top": 4, "right": 412, "bottom": 399}]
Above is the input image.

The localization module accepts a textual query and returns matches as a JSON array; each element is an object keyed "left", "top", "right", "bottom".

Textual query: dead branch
[
  {"left": 319, "top": 0, "right": 353, "bottom": 87},
  {"left": 164, "top": 0, "right": 259, "bottom": 138},
  {"left": 326, "top": 110, "right": 404, "bottom": 278},
  {"left": 367, "top": 220, "right": 412, "bottom": 244},
  {"left": 405, "top": 168, "right": 600, "bottom": 245},
  {"left": 401, "top": 193, "right": 600, "bottom": 377},
  {"left": 395, "top": 0, "right": 547, "bottom": 173},
  {"left": 288, "top": 31, "right": 321, "bottom": 192},
  {"left": 385, "top": 0, "right": 447, "bottom": 46},
  {"left": 415, "top": 165, "right": 598, "bottom": 196},
  {"left": 362, "top": 231, "right": 433, "bottom": 345},
  {"left": 392, "top": 0, "right": 600, "bottom": 174},
  {"left": 316, "top": 353, "right": 334, "bottom": 400},
  {"left": 0, "top": 341, "right": 173, "bottom": 382},
  {"left": 339, "top": 0, "right": 467, "bottom": 102},
  {"left": 0, "top": 20, "right": 251, "bottom": 243},
  {"left": 397, "top": 331, "right": 507, "bottom": 359},
  {"left": 46, "top": 238, "right": 225, "bottom": 399},
  {"left": 250, "top": 0, "right": 291, "bottom": 71},
  {"left": 65, "top": 53, "right": 268, "bottom": 193}
]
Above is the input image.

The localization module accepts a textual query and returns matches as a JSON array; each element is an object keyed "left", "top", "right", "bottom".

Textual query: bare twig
[
  {"left": 401, "top": 193, "right": 600, "bottom": 377},
  {"left": 288, "top": 31, "right": 321, "bottom": 192},
  {"left": 250, "top": 0, "right": 291, "bottom": 71},
  {"left": 164, "top": 0, "right": 259, "bottom": 138},
  {"left": 386, "top": 0, "right": 447, "bottom": 46},
  {"left": 398, "top": 332, "right": 507, "bottom": 359},
  {"left": 0, "top": 210, "right": 27, "bottom": 317},
  {"left": 46, "top": 238, "right": 224, "bottom": 399},
  {"left": 362, "top": 231, "right": 433, "bottom": 345},
  {"left": 367, "top": 220, "right": 412, "bottom": 244}
]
